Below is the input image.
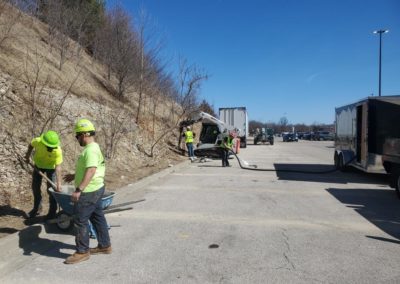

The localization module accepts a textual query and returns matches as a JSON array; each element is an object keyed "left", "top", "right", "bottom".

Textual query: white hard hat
[{"left": 187, "top": 126, "right": 191, "bottom": 130}]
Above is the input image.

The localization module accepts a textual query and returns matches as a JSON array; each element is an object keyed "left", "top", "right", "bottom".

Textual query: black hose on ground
[{"left": 229, "top": 150, "right": 355, "bottom": 174}]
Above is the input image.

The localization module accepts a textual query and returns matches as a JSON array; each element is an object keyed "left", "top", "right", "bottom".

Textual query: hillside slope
[{"left": 0, "top": 3, "right": 186, "bottom": 236}]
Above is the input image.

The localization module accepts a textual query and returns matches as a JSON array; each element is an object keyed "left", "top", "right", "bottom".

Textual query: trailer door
[{"left": 356, "top": 103, "right": 368, "bottom": 165}]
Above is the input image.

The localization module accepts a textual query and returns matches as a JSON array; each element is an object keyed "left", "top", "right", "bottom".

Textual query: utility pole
[{"left": 373, "top": 29, "right": 389, "bottom": 97}]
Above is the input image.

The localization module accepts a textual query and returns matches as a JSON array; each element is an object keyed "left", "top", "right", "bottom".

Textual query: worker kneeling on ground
[
  {"left": 25, "top": 130, "right": 63, "bottom": 219},
  {"left": 64, "top": 119, "right": 111, "bottom": 264}
]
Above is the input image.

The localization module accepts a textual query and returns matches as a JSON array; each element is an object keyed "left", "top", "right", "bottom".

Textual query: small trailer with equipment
[{"left": 334, "top": 95, "right": 400, "bottom": 196}]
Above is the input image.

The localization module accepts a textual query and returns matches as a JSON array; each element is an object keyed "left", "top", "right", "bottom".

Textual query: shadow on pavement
[
  {"left": 327, "top": 187, "right": 400, "bottom": 242},
  {"left": 274, "top": 163, "right": 389, "bottom": 185},
  {"left": 0, "top": 205, "right": 28, "bottom": 218},
  {"left": 0, "top": 227, "right": 18, "bottom": 234},
  {"left": 18, "top": 225, "right": 74, "bottom": 259}
]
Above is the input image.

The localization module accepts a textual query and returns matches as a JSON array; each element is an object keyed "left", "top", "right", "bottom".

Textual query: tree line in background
[{"left": 249, "top": 117, "right": 334, "bottom": 135}]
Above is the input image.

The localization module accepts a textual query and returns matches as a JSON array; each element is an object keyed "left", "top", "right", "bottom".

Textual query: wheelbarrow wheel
[{"left": 56, "top": 210, "right": 73, "bottom": 231}]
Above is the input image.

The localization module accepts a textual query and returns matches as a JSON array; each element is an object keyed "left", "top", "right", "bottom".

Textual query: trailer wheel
[
  {"left": 338, "top": 154, "right": 347, "bottom": 172},
  {"left": 56, "top": 210, "right": 73, "bottom": 231},
  {"left": 334, "top": 152, "right": 339, "bottom": 169}
]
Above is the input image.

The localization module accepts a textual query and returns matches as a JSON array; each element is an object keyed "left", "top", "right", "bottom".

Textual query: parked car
[
  {"left": 302, "top": 132, "right": 311, "bottom": 140},
  {"left": 283, "top": 132, "right": 298, "bottom": 142},
  {"left": 314, "top": 131, "right": 334, "bottom": 141}
]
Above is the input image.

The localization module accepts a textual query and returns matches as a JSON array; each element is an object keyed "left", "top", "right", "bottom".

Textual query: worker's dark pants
[
  {"left": 73, "top": 186, "right": 111, "bottom": 253},
  {"left": 220, "top": 148, "right": 230, "bottom": 167},
  {"left": 31, "top": 167, "right": 57, "bottom": 216}
]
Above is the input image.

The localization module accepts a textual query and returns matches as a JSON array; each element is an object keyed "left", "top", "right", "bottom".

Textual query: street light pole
[{"left": 373, "top": 29, "right": 389, "bottom": 97}]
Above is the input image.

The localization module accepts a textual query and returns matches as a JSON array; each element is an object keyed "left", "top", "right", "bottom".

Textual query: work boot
[
  {"left": 64, "top": 251, "right": 90, "bottom": 264},
  {"left": 90, "top": 245, "right": 112, "bottom": 255},
  {"left": 27, "top": 207, "right": 42, "bottom": 219}
]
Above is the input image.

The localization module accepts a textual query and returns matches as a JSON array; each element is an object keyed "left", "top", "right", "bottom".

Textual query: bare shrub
[
  {"left": 145, "top": 59, "right": 207, "bottom": 157},
  {"left": 96, "top": 104, "right": 136, "bottom": 160}
]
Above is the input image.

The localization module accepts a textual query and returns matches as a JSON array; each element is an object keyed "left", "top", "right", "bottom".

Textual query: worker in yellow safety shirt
[
  {"left": 25, "top": 130, "right": 63, "bottom": 219},
  {"left": 183, "top": 126, "right": 196, "bottom": 160},
  {"left": 220, "top": 131, "right": 234, "bottom": 167},
  {"left": 63, "top": 119, "right": 111, "bottom": 264}
]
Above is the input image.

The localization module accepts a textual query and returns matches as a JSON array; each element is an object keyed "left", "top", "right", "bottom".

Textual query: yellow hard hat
[
  {"left": 40, "top": 130, "right": 60, "bottom": 148},
  {"left": 74, "top": 119, "right": 95, "bottom": 133}
]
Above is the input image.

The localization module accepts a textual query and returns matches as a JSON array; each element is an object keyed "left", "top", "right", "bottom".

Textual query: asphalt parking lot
[{"left": 1, "top": 138, "right": 400, "bottom": 283}]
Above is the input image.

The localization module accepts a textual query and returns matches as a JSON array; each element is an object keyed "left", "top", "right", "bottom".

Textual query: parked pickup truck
[{"left": 315, "top": 131, "right": 334, "bottom": 141}]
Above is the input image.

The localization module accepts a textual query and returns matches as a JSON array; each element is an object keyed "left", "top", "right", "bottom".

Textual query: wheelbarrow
[
  {"left": 48, "top": 186, "right": 144, "bottom": 238},
  {"left": 49, "top": 185, "right": 116, "bottom": 238}
]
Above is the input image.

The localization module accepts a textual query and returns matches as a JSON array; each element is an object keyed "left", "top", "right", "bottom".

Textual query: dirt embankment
[{"left": 0, "top": 4, "right": 191, "bottom": 238}]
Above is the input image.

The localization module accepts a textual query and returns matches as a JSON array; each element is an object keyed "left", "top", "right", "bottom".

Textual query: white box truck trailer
[{"left": 219, "top": 107, "right": 248, "bottom": 148}]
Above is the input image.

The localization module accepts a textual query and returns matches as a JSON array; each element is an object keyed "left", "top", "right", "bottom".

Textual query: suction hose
[{"left": 229, "top": 149, "right": 355, "bottom": 174}]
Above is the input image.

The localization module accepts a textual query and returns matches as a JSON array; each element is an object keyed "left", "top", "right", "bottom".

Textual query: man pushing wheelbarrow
[{"left": 63, "top": 119, "right": 112, "bottom": 264}]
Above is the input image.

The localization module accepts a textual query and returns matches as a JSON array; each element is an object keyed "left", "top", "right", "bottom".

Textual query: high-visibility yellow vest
[
  {"left": 185, "top": 131, "right": 194, "bottom": 143},
  {"left": 220, "top": 135, "right": 233, "bottom": 149}
]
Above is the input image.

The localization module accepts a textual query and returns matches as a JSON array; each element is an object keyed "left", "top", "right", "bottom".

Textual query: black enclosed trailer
[{"left": 334, "top": 95, "right": 400, "bottom": 193}]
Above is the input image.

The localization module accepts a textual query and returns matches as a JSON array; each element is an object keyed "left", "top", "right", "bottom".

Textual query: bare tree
[
  {"left": 0, "top": 0, "right": 23, "bottom": 48},
  {"left": 133, "top": 9, "right": 165, "bottom": 124},
  {"left": 144, "top": 59, "right": 207, "bottom": 157},
  {"left": 96, "top": 105, "right": 135, "bottom": 160},
  {"left": 94, "top": 5, "right": 138, "bottom": 99}
]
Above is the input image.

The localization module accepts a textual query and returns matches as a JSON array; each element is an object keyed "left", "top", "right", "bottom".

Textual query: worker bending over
[{"left": 25, "top": 130, "right": 62, "bottom": 219}]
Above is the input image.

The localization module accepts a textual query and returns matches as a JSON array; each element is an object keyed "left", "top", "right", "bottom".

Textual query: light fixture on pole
[{"left": 373, "top": 29, "right": 389, "bottom": 97}]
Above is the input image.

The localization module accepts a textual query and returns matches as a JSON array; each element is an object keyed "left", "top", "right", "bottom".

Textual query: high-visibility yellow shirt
[
  {"left": 220, "top": 135, "right": 233, "bottom": 149},
  {"left": 74, "top": 142, "right": 105, "bottom": 193},
  {"left": 185, "top": 131, "right": 194, "bottom": 143},
  {"left": 31, "top": 137, "right": 63, "bottom": 169}
]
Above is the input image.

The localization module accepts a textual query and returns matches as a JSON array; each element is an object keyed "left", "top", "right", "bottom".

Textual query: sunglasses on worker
[
  {"left": 46, "top": 146, "right": 56, "bottom": 152},
  {"left": 75, "top": 132, "right": 85, "bottom": 140}
]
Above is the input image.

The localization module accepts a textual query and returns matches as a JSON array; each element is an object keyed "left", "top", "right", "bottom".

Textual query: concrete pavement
[{"left": 1, "top": 139, "right": 400, "bottom": 283}]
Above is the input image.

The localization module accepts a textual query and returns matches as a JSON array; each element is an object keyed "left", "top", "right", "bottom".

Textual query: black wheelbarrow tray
[{"left": 48, "top": 186, "right": 115, "bottom": 232}]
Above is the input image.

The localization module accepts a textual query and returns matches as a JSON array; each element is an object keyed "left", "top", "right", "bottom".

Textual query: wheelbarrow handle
[
  {"left": 25, "top": 158, "right": 57, "bottom": 189},
  {"left": 34, "top": 167, "right": 57, "bottom": 189}
]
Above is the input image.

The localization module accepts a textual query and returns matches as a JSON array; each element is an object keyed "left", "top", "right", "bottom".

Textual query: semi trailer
[{"left": 219, "top": 107, "right": 248, "bottom": 148}]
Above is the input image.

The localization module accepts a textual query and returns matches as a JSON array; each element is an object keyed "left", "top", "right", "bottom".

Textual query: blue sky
[{"left": 109, "top": 0, "right": 399, "bottom": 125}]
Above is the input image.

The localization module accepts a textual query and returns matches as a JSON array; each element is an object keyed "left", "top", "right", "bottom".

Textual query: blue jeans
[
  {"left": 73, "top": 186, "right": 111, "bottom": 253},
  {"left": 186, "top": 143, "right": 194, "bottom": 157},
  {"left": 31, "top": 167, "right": 57, "bottom": 216}
]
